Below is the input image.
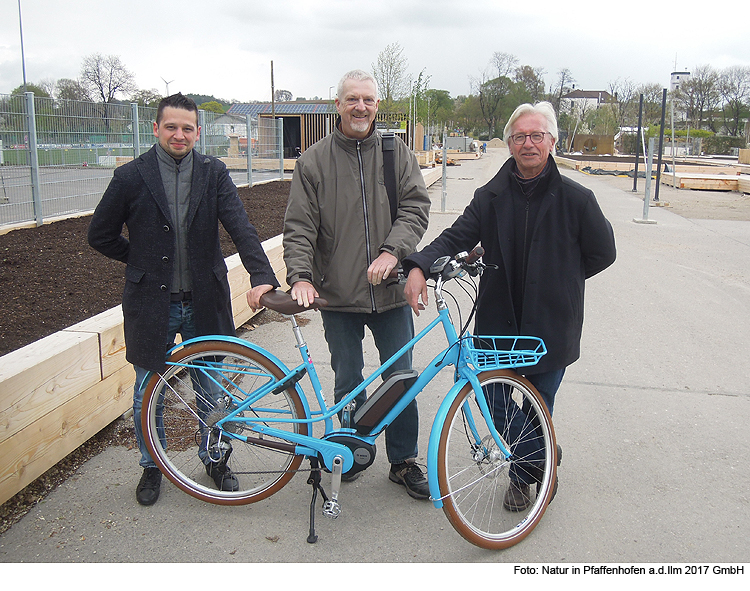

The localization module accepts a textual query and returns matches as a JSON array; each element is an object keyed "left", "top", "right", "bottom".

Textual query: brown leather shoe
[{"left": 503, "top": 480, "right": 531, "bottom": 511}]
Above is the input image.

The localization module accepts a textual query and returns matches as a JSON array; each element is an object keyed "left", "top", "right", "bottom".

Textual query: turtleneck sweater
[{"left": 155, "top": 143, "right": 194, "bottom": 295}]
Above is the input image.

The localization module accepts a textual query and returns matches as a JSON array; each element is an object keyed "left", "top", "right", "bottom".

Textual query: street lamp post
[{"left": 18, "top": 0, "right": 27, "bottom": 92}]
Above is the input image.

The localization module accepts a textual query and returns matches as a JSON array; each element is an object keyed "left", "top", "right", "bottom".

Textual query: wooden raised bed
[{"left": 0, "top": 235, "right": 287, "bottom": 506}]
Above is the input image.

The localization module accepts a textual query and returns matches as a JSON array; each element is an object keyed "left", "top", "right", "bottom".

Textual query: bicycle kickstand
[{"left": 306, "top": 458, "right": 329, "bottom": 544}]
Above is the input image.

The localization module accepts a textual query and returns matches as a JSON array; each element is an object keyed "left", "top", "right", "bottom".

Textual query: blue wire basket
[{"left": 464, "top": 335, "right": 547, "bottom": 371}]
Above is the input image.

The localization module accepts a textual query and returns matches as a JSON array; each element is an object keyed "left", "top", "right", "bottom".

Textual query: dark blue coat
[
  {"left": 403, "top": 157, "right": 616, "bottom": 374},
  {"left": 88, "top": 145, "right": 279, "bottom": 372}
]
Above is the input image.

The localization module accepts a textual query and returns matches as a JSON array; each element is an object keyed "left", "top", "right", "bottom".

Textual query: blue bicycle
[{"left": 141, "top": 248, "right": 558, "bottom": 549}]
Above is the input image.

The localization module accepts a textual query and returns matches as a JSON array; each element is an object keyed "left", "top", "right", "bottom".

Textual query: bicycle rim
[
  {"left": 437, "top": 370, "right": 557, "bottom": 549},
  {"left": 142, "top": 340, "right": 308, "bottom": 505}
]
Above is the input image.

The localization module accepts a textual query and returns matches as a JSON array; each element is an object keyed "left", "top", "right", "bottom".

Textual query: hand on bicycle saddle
[
  {"left": 260, "top": 287, "right": 328, "bottom": 315},
  {"left": 246, "top": 283, "right": 277, "bottom": 312}
]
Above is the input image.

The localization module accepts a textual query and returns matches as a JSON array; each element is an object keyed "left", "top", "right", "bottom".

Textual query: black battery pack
[{"left": 354, "top": 369, "right": 419, "bottom": 434}]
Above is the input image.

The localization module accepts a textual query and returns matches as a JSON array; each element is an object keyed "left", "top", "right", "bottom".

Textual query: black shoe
[
  {"left": 136, "top": 467, "right": 162, "bottom": 506},
  {"left": 503, "top": 480, "right": 531, "bottom": 511},
  {"left": 389, "top": 461, "right": 430, "bottom": 500},
  {"left": 205, "top": 462, "right": 240, "bottom": 491}
]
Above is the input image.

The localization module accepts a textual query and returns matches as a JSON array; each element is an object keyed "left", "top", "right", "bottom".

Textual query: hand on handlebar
[
  {"left": 404, "top": 267, "right": 428, "bottom": 316},
  {"left": 368, "top": 251, "right": 399, "bottom": 286}
]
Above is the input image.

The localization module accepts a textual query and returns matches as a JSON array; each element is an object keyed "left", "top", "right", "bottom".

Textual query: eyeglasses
[
  {"left": 345, "top": 97, "right": 377, "bottom": 107},
  {"left": 509, "top": 132, "right": 549, "bottom": 145}
]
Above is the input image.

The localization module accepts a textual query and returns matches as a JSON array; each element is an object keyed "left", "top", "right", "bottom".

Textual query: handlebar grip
[{"left": 464, "top": 246, "right": 485, "bottom": 264}]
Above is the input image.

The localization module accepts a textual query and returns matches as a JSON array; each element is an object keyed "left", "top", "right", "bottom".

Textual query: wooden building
[{"left": 227, "top": 101, "right": 410, "bottom": 158}]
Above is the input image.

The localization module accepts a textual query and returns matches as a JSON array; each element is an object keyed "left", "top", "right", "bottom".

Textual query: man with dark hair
[{"left": 89, "top": 93, "right": 279, "bottom": 506}]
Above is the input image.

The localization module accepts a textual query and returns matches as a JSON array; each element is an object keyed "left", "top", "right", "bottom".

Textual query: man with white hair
[
  {"left": 403, "top": 101, "right": 616, "bottom": 510},
  {"left": 283, "top": 69, "right": 431, "bottom": 499}
]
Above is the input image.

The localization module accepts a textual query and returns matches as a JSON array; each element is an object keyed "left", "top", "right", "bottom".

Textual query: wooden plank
[
  {"left": 0, "top": 331, "right": 101, "bottom": 445},
  {"left": 553, "top": 156, "right": 580, "bottom": 170},
  {"left": 64, "top": 305, "right": 126, "bottom": 379},
  {"left": 227, "top": 235, "right": 288, "bottom": 327},
  {"left": 661, "top": 173, "right": 739, "bottom": 191},
  {"left": 738, "top": 175, "right": 750, "bottom": 194},
  {"left": 422, "top": 167, "right": 441, "bottom": 187},
  {"left": 0, "top": 364, "right": 134, "bottom": 505}
]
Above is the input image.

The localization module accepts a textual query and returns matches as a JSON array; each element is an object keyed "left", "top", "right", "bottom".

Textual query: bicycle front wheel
[
  {"left": 142, "top": 340, "right": 309, "bottom": 505},
  {"left": 437, "top": 370, "right": 557, "bottom": 549}
]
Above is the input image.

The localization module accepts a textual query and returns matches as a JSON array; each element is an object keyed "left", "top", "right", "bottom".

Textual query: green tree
[
  {"left": 131, "top": 88, "right": 162, "bottom": 108},
  {"left": 10, "top": 82, "right": 50, "bottom": 97},
  {"left": 424, "top": 89, "right": 454, "bottom": 130},
  {"left": 513, "top": 65, "right": 546, "bottom": 104},
  {"left": 199, "top": 100, "right": 225, "bottom": 114},
  {"left": 55, "top": 78, "right": 91, "bottom": 101},
  {"left": 453, "top": 94, "right": 484, "bottom": 137}
]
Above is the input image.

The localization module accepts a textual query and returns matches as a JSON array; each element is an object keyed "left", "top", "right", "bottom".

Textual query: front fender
[{"left": 426, "top": 377, "right": 471, "bottom": 508}]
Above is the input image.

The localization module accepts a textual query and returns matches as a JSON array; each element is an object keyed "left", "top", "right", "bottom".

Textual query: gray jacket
[{"left": 283, "top": 125, "right": 430, "bottom": 312}]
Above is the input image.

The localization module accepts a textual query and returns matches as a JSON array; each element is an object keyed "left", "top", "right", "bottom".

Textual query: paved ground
[{"left": 1, "top": 148, "right": 748, "bottom": 573}]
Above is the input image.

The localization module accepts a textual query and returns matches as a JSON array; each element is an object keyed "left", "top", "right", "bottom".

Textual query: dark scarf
[{"left": 509, "top": 156, "right": 553, "bottom": 327}]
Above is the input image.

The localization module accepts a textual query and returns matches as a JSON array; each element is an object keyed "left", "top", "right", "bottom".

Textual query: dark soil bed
[
  {"left": 0, "top": 180, "right": 290, "bottom": 357},
  {"left": 0, "top": 180, "right": 289, "bottom": 534}
]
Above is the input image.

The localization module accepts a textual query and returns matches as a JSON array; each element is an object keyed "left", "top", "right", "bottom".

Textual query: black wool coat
[
  {"left": 88, "top": 145, "right": 279, "bottom": 372},
  {"left": 403, "top": 157, "right": 616, "bottom": 374}
]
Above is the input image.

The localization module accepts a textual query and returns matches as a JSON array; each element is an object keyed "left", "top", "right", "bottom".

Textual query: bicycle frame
[{"left": 160, "top": 274, "right": 543, "bottom": 509}]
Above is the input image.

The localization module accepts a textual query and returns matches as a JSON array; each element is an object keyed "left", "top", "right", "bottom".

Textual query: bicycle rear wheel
[
  {"left": 437, "top": 369, "right": 557, "bottom": 549},
  {"left": 142, "top": 340, "right": 308, "bottom": 505}
]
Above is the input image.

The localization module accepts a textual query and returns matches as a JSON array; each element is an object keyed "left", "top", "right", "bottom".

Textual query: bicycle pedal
[{"left": 322, "top": 499, "right": 341, "bottom": 519}]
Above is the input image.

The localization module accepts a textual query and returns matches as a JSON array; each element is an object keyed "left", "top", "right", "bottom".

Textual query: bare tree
[
  {"left": 80, "top": 53, "right": 136, "bottom": 104},
  {"left": 719, "top": 66, "right": 750, "bottom": 136},
  {"left": 607, "top": 77, "right": 638, "bottom": 129},
  {"left": 274, "top": 89, "right": 293, "bottom": 102},
  {"left": 636, "top": 83, "right": 665, "bottom": 126},
  {"left": 550, "top": 68, "right": 576, "bottom": 116},
  {"left": 674, "top": 65, "right": 720, "bottom": 131},
  {"left": 491, "top": 52, "right": 519, "bottom": 79},
  {"left": 372, "top": 42, "right": 410, "bottom": 107}
]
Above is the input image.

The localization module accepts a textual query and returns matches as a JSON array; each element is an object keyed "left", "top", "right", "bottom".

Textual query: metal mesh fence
[{"left": 0, "top": 93, "right": 284, "bottom": 227}]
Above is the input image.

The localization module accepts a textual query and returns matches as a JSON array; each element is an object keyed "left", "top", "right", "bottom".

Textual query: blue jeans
[
  {"left": 487, "top": 368, "right": 565, "bottom": 485},
  {"left": 321, "top": 305, "right": 419, "bottom": 464},
  {"left": 133, "top": 301, "right": 225, "bottom": 469}
]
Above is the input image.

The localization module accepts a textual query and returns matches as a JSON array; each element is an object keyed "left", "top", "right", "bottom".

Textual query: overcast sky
[{"left": 1, "top": 0, "right": 748, "bottom": 103}]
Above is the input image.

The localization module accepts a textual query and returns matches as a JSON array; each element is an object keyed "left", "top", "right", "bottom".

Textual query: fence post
[
  {"left": 277, "top": 117, "right": 284, "bottom": 180},
  {"left": 198, "top": 109, "right": 206, "bottom": 154},
  {"left": 441, "top": 127, "right": 447, "bottom": 212},
  {"left": 24, "top": 92, "right": 43, "bottom": 226},
  {"left": 246, "top": 115, "right": 254, "bottom": 187},
  {"left": 633, "top": 137, "right": 657, "bottom": 225},
  {"left": 131, "top": 103, "right": 140, "bottom": 159}
]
